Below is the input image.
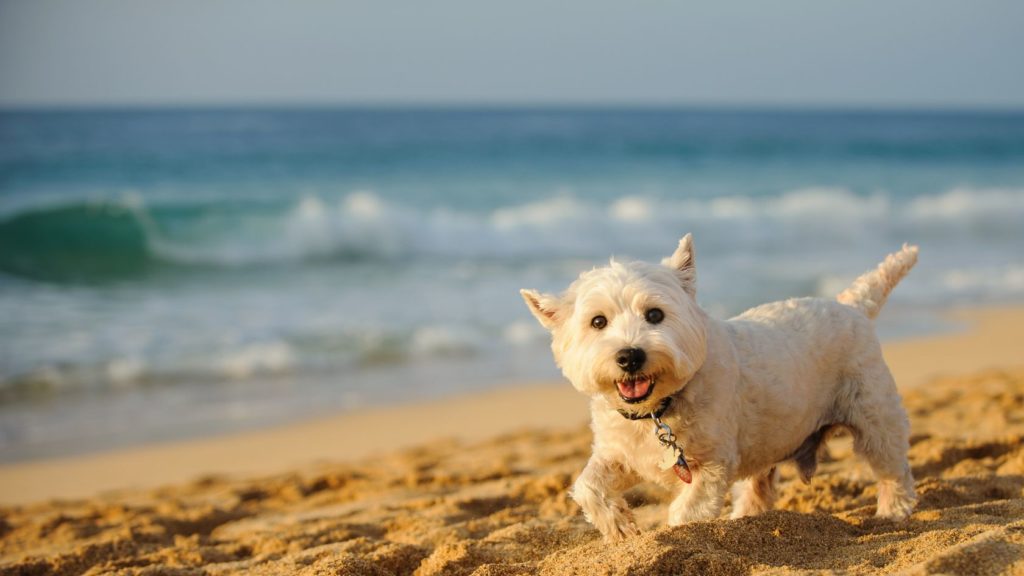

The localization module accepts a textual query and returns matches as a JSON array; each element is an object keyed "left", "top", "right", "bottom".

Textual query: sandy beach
[
  {"left": 1, "top": 305, "right": 1023, "bottom": 575},
  {"left": 3, "top": 4, "right": 1023, "bottom": 574}
]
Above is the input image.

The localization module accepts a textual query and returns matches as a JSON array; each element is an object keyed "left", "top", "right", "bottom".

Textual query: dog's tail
[{"left": 837, "top": 244, "right": 919, "bottom": 320}]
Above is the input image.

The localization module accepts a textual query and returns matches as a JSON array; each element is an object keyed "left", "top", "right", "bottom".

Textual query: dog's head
[{"left": 521, "top": 233, "right": 708, "bottom": 410}]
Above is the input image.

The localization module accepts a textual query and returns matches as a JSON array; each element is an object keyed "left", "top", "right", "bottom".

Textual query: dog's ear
[
  {"left": 661, "top": 233, "right": 696, "bottom": 296},
  {"left": 520, "top": 289, "right": 564, "bottom": 331}
]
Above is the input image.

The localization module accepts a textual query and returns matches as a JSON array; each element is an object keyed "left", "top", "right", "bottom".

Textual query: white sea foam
[
  {"left": 502, "top": 320, "right": 547, "bottom": 346},
  {"left": 107, "top": 358, "right": 145, "bottom": 387},
  {"left": 609, "top": 196, "right": 654, "bottom": 222},
  {"left": 492, "top": 195, "right": 592, "bottom": 230},
  {"left": 941, "top": 265, "right": 1024, "bottom": 298},
  {"left": 3, "top": 185, "right": 1022, "bottom": 399},
  {"left": 79, "top": 186, "right": 1019, "bottom": 268},
  {"left": 908, "top": 187, "right": 1024, "bottom": 221},
  {"left": 410, "top": 325, "right": 480, "bottom": 357},
  {"left": 217, "top": 341, "right": 295, "bottom": 380}
]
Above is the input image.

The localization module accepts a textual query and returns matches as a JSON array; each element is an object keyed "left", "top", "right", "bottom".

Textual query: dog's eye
[
  {"left": 645, "top": 308, "right": 665, "bottom": 324},
  {"left": 590, "top": 315, "right": 608, "bottom": 330}
]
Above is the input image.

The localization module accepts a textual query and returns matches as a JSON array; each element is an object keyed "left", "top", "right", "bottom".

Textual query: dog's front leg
[
  {"left": 571, "top": 456, "right": 641, "bottom": 542},
  {"left": 667, "top": 460, "right": 730, "bottom": 525}
]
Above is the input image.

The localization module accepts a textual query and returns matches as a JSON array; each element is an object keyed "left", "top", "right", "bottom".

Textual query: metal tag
[{"left": 652, "top": 414, "right": 693, "bottom": 483}]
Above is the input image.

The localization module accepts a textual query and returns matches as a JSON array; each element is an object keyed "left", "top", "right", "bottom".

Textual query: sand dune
[{"left": 2, "top": 365, "right": 1024, "bottom": 575}]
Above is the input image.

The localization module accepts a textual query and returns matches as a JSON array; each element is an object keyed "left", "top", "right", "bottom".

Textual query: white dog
[{"left": 521, "top": 234, "right": 918, "bottom": 541}]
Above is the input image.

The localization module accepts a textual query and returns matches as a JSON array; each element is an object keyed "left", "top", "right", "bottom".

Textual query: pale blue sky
[{"left": 1, "top": 0, "right": 1022, "bottom": 108}]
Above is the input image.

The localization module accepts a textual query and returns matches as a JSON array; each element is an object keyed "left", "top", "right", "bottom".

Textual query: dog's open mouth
[{"left": 616, "top": 375, "right": 655, "bottom": 403}]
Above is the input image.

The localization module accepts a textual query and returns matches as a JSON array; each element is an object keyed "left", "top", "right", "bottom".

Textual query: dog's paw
[
  {"left": 875, "top": 479, "right": 916, "bottom": 520},
  {"left": 729, "top": 500, "right": 767, "bottom": 520},
  {"left": 668, "top": 497, "right": 722, "bottom": 525},
  {"left": 669, "top": 508, "right": 708, "bottom": 525},
  {"left": 602, "top": 519, "right": 641, "bottom": 543},
  {"left": 875, "top": 498, "right": 916, "bottom": 521},
  {"left": 588, "top": 498, "right": 641, "bottom": 542},
  {"left": 597, "top": 510, "right": 641, "bottom": 543}
]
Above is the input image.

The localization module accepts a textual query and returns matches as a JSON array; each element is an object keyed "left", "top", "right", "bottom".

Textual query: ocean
[{"left": 2, "top": 107, "right": 1023, "bottom": 461}]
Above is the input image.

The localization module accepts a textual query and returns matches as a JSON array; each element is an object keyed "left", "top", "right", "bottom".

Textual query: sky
[{"left": 1, "top": 0, "right": 1023, "bottom": 108}]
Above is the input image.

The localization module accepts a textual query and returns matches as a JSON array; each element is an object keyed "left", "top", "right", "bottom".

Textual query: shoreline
[{"left": 1, "top": 304, "right": 1022, "bottom": 506}]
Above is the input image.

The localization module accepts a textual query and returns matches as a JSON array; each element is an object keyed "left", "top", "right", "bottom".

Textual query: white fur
[{"left": 522, "top": 234, "right": 918, "bottom": 541}]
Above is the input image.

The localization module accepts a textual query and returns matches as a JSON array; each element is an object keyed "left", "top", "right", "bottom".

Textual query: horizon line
[{"left": 2, "top": 99, "right": 1024, "bottom": 115}]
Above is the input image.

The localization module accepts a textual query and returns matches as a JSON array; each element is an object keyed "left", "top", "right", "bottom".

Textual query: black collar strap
[{"left": 617, "top": 396, "right": 672, "bottom": 421}]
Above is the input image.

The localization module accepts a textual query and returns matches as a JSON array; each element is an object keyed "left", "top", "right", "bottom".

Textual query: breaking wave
[{"left": 1, "top": 186, "right": 1023, "bottom": 282}]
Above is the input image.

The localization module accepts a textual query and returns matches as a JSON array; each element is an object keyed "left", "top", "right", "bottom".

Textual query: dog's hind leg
[
  {"left": 730, "top": 467, "right": 778, "bottom": 519},
  {"left": 844, "top": 366, "right": 917, "bottom": 520},
  {"left": 571, "top": 456, "right": 642, "bottom": 542}
]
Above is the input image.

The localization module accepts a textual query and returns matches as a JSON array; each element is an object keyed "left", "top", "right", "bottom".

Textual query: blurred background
[{"left": 1, "top": 1, "right": 1023, "bottom": 461}]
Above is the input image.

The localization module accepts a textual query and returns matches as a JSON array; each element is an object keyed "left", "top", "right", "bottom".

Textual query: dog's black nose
[{"left": 616, "top": 348, "right": 646, "bottom": 373}]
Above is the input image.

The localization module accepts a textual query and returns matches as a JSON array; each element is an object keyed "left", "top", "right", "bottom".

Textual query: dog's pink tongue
[{"left": 617, "top": 378, "right": 651, "bottom": 399}]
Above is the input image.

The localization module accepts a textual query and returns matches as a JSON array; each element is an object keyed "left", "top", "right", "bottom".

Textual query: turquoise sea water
[{"left": 2, "top": 107, "right": 1023, "bottom": 460}]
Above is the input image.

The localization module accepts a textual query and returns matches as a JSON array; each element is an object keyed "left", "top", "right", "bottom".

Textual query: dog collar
[
  {"left": 616, "top": 396, "right": 672, "bottom": 420},
  {"left": 616, "top": 396, "right": 693, "bottom": 483}
]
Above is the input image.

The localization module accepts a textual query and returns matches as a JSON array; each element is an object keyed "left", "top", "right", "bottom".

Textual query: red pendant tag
[{"left": 673, "top": 462, "right": 693, "bottom": 483}]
